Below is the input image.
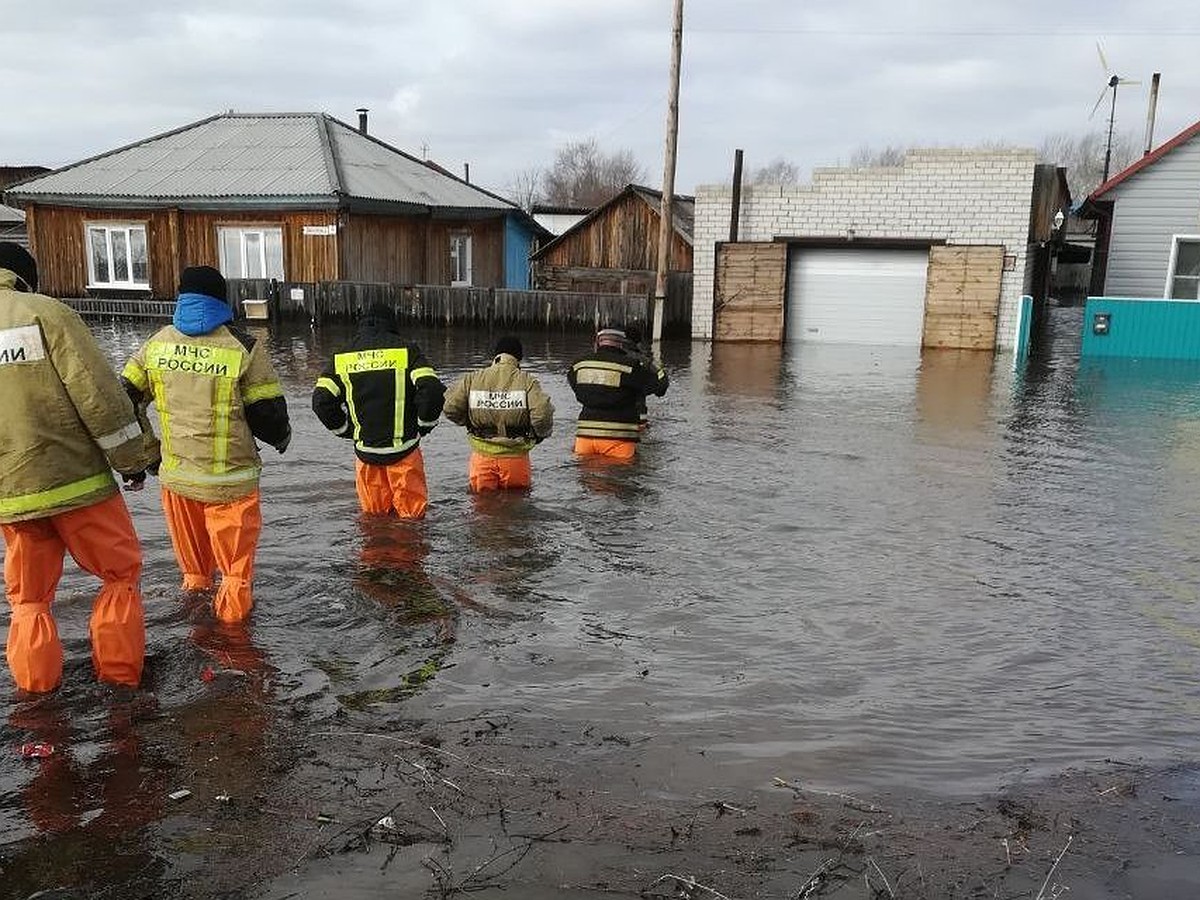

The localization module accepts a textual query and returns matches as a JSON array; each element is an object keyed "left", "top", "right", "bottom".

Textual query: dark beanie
[
  {"left": 179, "top": 265, "right": 228, "bottom": 302},
  {"left": 494, "top": 335, "right": 523, "bottom": 360},
  {"left": 362, "top": 302, "right": 397, "bottom": 330},
  {"left": 0, "top": 242, "right": 38, "bottom": 292}
]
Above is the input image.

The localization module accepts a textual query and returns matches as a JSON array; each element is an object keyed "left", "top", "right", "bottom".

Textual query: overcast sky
[{"left": 4, "top": 1, "right": 1198, "bottom": 197}]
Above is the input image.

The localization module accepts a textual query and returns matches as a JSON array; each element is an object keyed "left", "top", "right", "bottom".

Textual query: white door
[{"left": 786, "top": 248, "right": 930, "bottom": 345}]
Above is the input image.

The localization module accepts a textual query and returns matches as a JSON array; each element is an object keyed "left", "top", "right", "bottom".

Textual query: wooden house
[
  {"left": 530, "top": 184, "right": 693, "bottom": 295},
  {"left": 3, "top": 112, "right": 545, "bottom": 300},
  {"left": 1083, "top": 118, "right": 1200, "bottom": 299}
]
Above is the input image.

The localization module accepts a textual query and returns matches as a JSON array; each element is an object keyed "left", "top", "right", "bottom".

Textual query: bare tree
[
  {"left": 503, "top": 166, "right": 543, "bottom": 212},
  {"left": 750, "top": 158, "right": 799, "bottom": 184},
  {"left": 541, "top": 138, "right": 647, "bottom": 208},
  {"left": 850, "top": 145, "right": 908, "bottom": 167},
  {"left": 1039, "top": 130, "right": 1139, "bottom": 201}
]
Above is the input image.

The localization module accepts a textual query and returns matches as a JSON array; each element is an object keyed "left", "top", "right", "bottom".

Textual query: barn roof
[{"left": 4, "top": 113, "right": 517, "bottom": 214}]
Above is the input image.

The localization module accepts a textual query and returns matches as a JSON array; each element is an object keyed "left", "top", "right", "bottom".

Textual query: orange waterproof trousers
[
  {"left": 356, "top": 450, "right": 428, "bottom": 518},
  {"left": 3, "top": 492, "right": 144, "bottom": 693},
  {"left": 573, "top": 437, "right": 637, "bottom": 461},
  {"left": 468, "top": 452, "right": 532, "bottom": 493},
  {"left": 161, "top": 488, "right": 262, "bottom": 624}
]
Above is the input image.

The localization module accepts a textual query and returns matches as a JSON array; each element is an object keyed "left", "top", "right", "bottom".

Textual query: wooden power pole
[{"left": 652, "top": 0, "right": 684, "bottom": 343}]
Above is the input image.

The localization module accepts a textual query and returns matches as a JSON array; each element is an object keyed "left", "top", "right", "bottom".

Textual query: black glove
[
  {"left": 147, "top": 459, "right": 160, "bottom": 477},
  {"left": 417, "top": 425, "right": 435, "bottom": 437},
  {"left": 274, "top": 426, "right": 292, "bottom": 455},
  {"left": 122, "top": 470, "right": 146, "bottom": 492}
]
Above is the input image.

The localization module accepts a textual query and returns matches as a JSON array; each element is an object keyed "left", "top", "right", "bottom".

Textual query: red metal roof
[{"left": 1089, "top": 118, "right": 1200, "bottom": 200}]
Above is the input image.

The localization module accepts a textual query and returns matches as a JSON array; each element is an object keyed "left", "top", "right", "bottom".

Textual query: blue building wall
[
  {"left": 503, "top": 215, "right": 535, "bottom": 290},
  {"left": 1081, "top": 296, "right": 1200, "bottom": 360}
]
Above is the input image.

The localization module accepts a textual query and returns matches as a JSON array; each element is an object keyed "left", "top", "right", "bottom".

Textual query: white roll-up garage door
[{"left": 786, "top": 247, "right": 930, "bottom": 345}]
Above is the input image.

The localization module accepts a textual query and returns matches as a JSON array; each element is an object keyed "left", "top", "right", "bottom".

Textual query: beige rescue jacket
[
  {"left": 443, "top": 353, "right": 554, "bottom": 456},
  {"left": 123, "top": 324, "right": 286, "bottom": 503},
  {"left": 0, "top": 269, "right": 156, "bottom": 523}
]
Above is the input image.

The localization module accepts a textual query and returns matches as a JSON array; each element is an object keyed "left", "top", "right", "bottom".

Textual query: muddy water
[{"left": 4, "top": 305, "right": 1200, "bottom": 893}]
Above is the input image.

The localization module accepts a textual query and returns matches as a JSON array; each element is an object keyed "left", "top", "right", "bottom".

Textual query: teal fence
[{"left": 1081, "top": 296, "right": 1200, "bottom": 360}]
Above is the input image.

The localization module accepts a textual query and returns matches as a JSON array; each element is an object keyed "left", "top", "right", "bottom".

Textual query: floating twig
[
  {"left": 649, "top": 873, "right": 737, "bottom": 900},
  {"left": 313, "top": 730, "right": 515, "bottom": 777},
  {"left": 1034, "top": 834, "right": 1074, "bottom": 900},
  {"left": 773, "top": 777, "right": 886, "bottom": 814}
]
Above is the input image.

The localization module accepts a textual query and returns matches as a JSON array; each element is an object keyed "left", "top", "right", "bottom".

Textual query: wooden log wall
[
  {"left": 25, "top": 204, "right": 341, "bottom": 298},
  {"left": 921, "top": 245, "right": 1003, "bottom": 350},
  {"left": 712, "top": 242, "right": 787, "bottom": 342},
  {"left": 342, "top": 214, "right": 504, "bottom": 287}
]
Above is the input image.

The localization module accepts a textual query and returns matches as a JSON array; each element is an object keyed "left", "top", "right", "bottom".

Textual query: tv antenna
[{"left": 1090, "top": 41, "right": 1140, "bottom": 183}]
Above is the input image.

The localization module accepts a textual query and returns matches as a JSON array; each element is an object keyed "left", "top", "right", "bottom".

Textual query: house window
[
  {"left": 1166, "top": 236, "right": 1200, "bottom": 300},
  {"left": 218, "top": 227, "right": 284, "bottom": 280},
  {"left": 86, "top": 224, "right": 149, "bottom": 289},
  {"left": 450, "top": 233, "right": 473, "bottom": 286}
]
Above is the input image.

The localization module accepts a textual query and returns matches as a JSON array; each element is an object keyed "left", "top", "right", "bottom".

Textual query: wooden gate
[
  {"left": 713, "top": 242, "right": 787, "bottom": 342},
  {"left": 922, "top": 245, "right": 1004, "bottom": 350}
]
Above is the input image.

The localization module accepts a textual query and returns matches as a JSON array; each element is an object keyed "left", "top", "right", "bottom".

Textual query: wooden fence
[
  {"left": 226, "top": 280, "right": 692, "bottom": 334},
  {"left": 61, "top": 281, "right": 692, "bottom": 335}
]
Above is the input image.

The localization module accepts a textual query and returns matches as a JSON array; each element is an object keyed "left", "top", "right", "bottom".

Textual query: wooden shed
[
  {"left": 3, "top": 113, "right": 544, "bottom": 300},
  {"left": 531, "top": 184, "right": 693, "bottom": 295}
]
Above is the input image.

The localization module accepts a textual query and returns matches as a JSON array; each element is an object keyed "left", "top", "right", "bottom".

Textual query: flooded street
[{"left": 4, "top": 305, "right": 1200, "bottom": 898}]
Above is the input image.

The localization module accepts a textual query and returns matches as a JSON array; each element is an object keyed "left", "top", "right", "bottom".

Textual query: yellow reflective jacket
[
  {"left": 443, "top": 353, "right": 554, "bottom": 456},
  {"left": 0, "top": 269, "right": 156, "bottom": 523},
  {"left": 123, "top": 324, "right": 289, "bottom": 503}
]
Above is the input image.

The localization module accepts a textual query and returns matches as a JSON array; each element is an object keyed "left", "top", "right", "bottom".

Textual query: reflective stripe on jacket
[
  {"left": 443, "top": 353, "right": 554, "bottom": 457},
  {"left": 311, "top": 327, "right": 446, "bottom": 465},
  {"left": 567, "top": 346, "right": 668, "bottom": 442},
  {"left": 123, "top": 324, "right": 288, "bottom": 503},
  {"left": 0, "top": 269, "right": 155, "bottom": 523}
]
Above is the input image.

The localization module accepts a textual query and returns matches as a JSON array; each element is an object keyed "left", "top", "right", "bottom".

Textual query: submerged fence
[{"left": 64, "top": 280, "right": 691, "bottom": 335}]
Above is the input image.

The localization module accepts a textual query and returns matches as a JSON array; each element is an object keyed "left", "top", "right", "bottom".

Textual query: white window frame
[
  {"left": 1164, "top": 234, "right": 1200, "bottom": 301},
  {"left": 449, "top": 233, "right": 473, "bottom": 286},
  {"left": 217, "top": 226, "right": 285, "bottom": 281},
  {"left": 85, "top": 223, "right": 150, "bottom": 290}
]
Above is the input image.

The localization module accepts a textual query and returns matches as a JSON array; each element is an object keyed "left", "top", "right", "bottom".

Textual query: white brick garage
[
  {"left": 787, "top": 246, "right": 929, "bottom": 345},
  {"left": 693, "top": 148, "right": 1039, "bottom": 350}
]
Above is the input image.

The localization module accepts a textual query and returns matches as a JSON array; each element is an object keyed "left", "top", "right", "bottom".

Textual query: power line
[{"left": 690, "top": 27, "right": 1200, "bottom": 37}]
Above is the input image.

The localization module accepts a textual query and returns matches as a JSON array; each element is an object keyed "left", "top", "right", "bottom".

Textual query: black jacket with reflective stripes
[
  {"left": 311, "top": 325, "right": 446, "bottom": 465},
  {"left": 567, "top": 346, "right": 668, "bottom": 442}
]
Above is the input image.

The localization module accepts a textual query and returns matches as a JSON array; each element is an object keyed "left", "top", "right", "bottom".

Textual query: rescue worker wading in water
[
  {"left": 311, "top": 304, "right": 446, "bottom": 518},
  {"left": 568, "top": 327, "right": 669, "bottom": 461},
  {"left": 0, "top": 242, "right": 158, "bottom": 692},
  {"left": 442, "top": 335, "right": 554, "bottom": 492},
  {"left": 123, "top": 266, "right": 292, "bottom": 624}
]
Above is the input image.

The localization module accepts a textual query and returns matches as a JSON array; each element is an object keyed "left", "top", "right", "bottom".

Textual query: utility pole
[{"left": 652, "top": 0, "right": 684, "bottom": 343}]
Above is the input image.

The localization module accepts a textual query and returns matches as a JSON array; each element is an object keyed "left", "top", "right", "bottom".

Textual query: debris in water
[
  {"left": 200, "top": 666, "right": 215, "bottom": 682},
  {"left": 19, "top": 742, "right": 55, "bottom": 759},
  {"left": 168, "top": 789, "right": 193, "bottom": 802},
  {"left": 375, "top": 815, "right": 397, "bottom": 831}
]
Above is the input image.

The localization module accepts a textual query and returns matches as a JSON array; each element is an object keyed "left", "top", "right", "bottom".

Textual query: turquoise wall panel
[
  {"left": 504, "top": 215, "right": 534, "bottom": 290},
  {"left": 1081, "top": 297, "right": 1200, "bottom": 360}
]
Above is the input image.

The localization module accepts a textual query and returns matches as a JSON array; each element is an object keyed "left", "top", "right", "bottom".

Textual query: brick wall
[{"left": 693, "top": 148, "right": 1038, "bottom": 348}]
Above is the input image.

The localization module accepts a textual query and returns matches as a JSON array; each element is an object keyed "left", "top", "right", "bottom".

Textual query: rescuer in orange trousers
[
  {"left": 122, "top": 266, "right": 291, "bottom": 624},
  {"left": 312, "top": 304, "right": 446, "bottom": 518},
  {"left": 568, "top": 327, "right": 669, "bottom": 461},
  {"left": 0, "top": 243, "right": 157, "bottom": 693}
]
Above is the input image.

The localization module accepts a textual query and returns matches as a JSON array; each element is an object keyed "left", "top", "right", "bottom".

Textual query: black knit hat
[
  {"left": 362, "top": 302, "right": 397, "bottom": 331},
  {"left": 494, "top": 335, "right": 523, "bottom": 360},
  {"left": 0, "top": 242, "right": 38, "bottom": 292},
  {"left": 179, "top": 265, "right": 228, "bottom": 302}
]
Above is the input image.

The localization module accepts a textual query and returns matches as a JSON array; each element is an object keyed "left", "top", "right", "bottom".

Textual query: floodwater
[{"left": 4, "top": 304, "right": 1200, "bottom": 895}]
